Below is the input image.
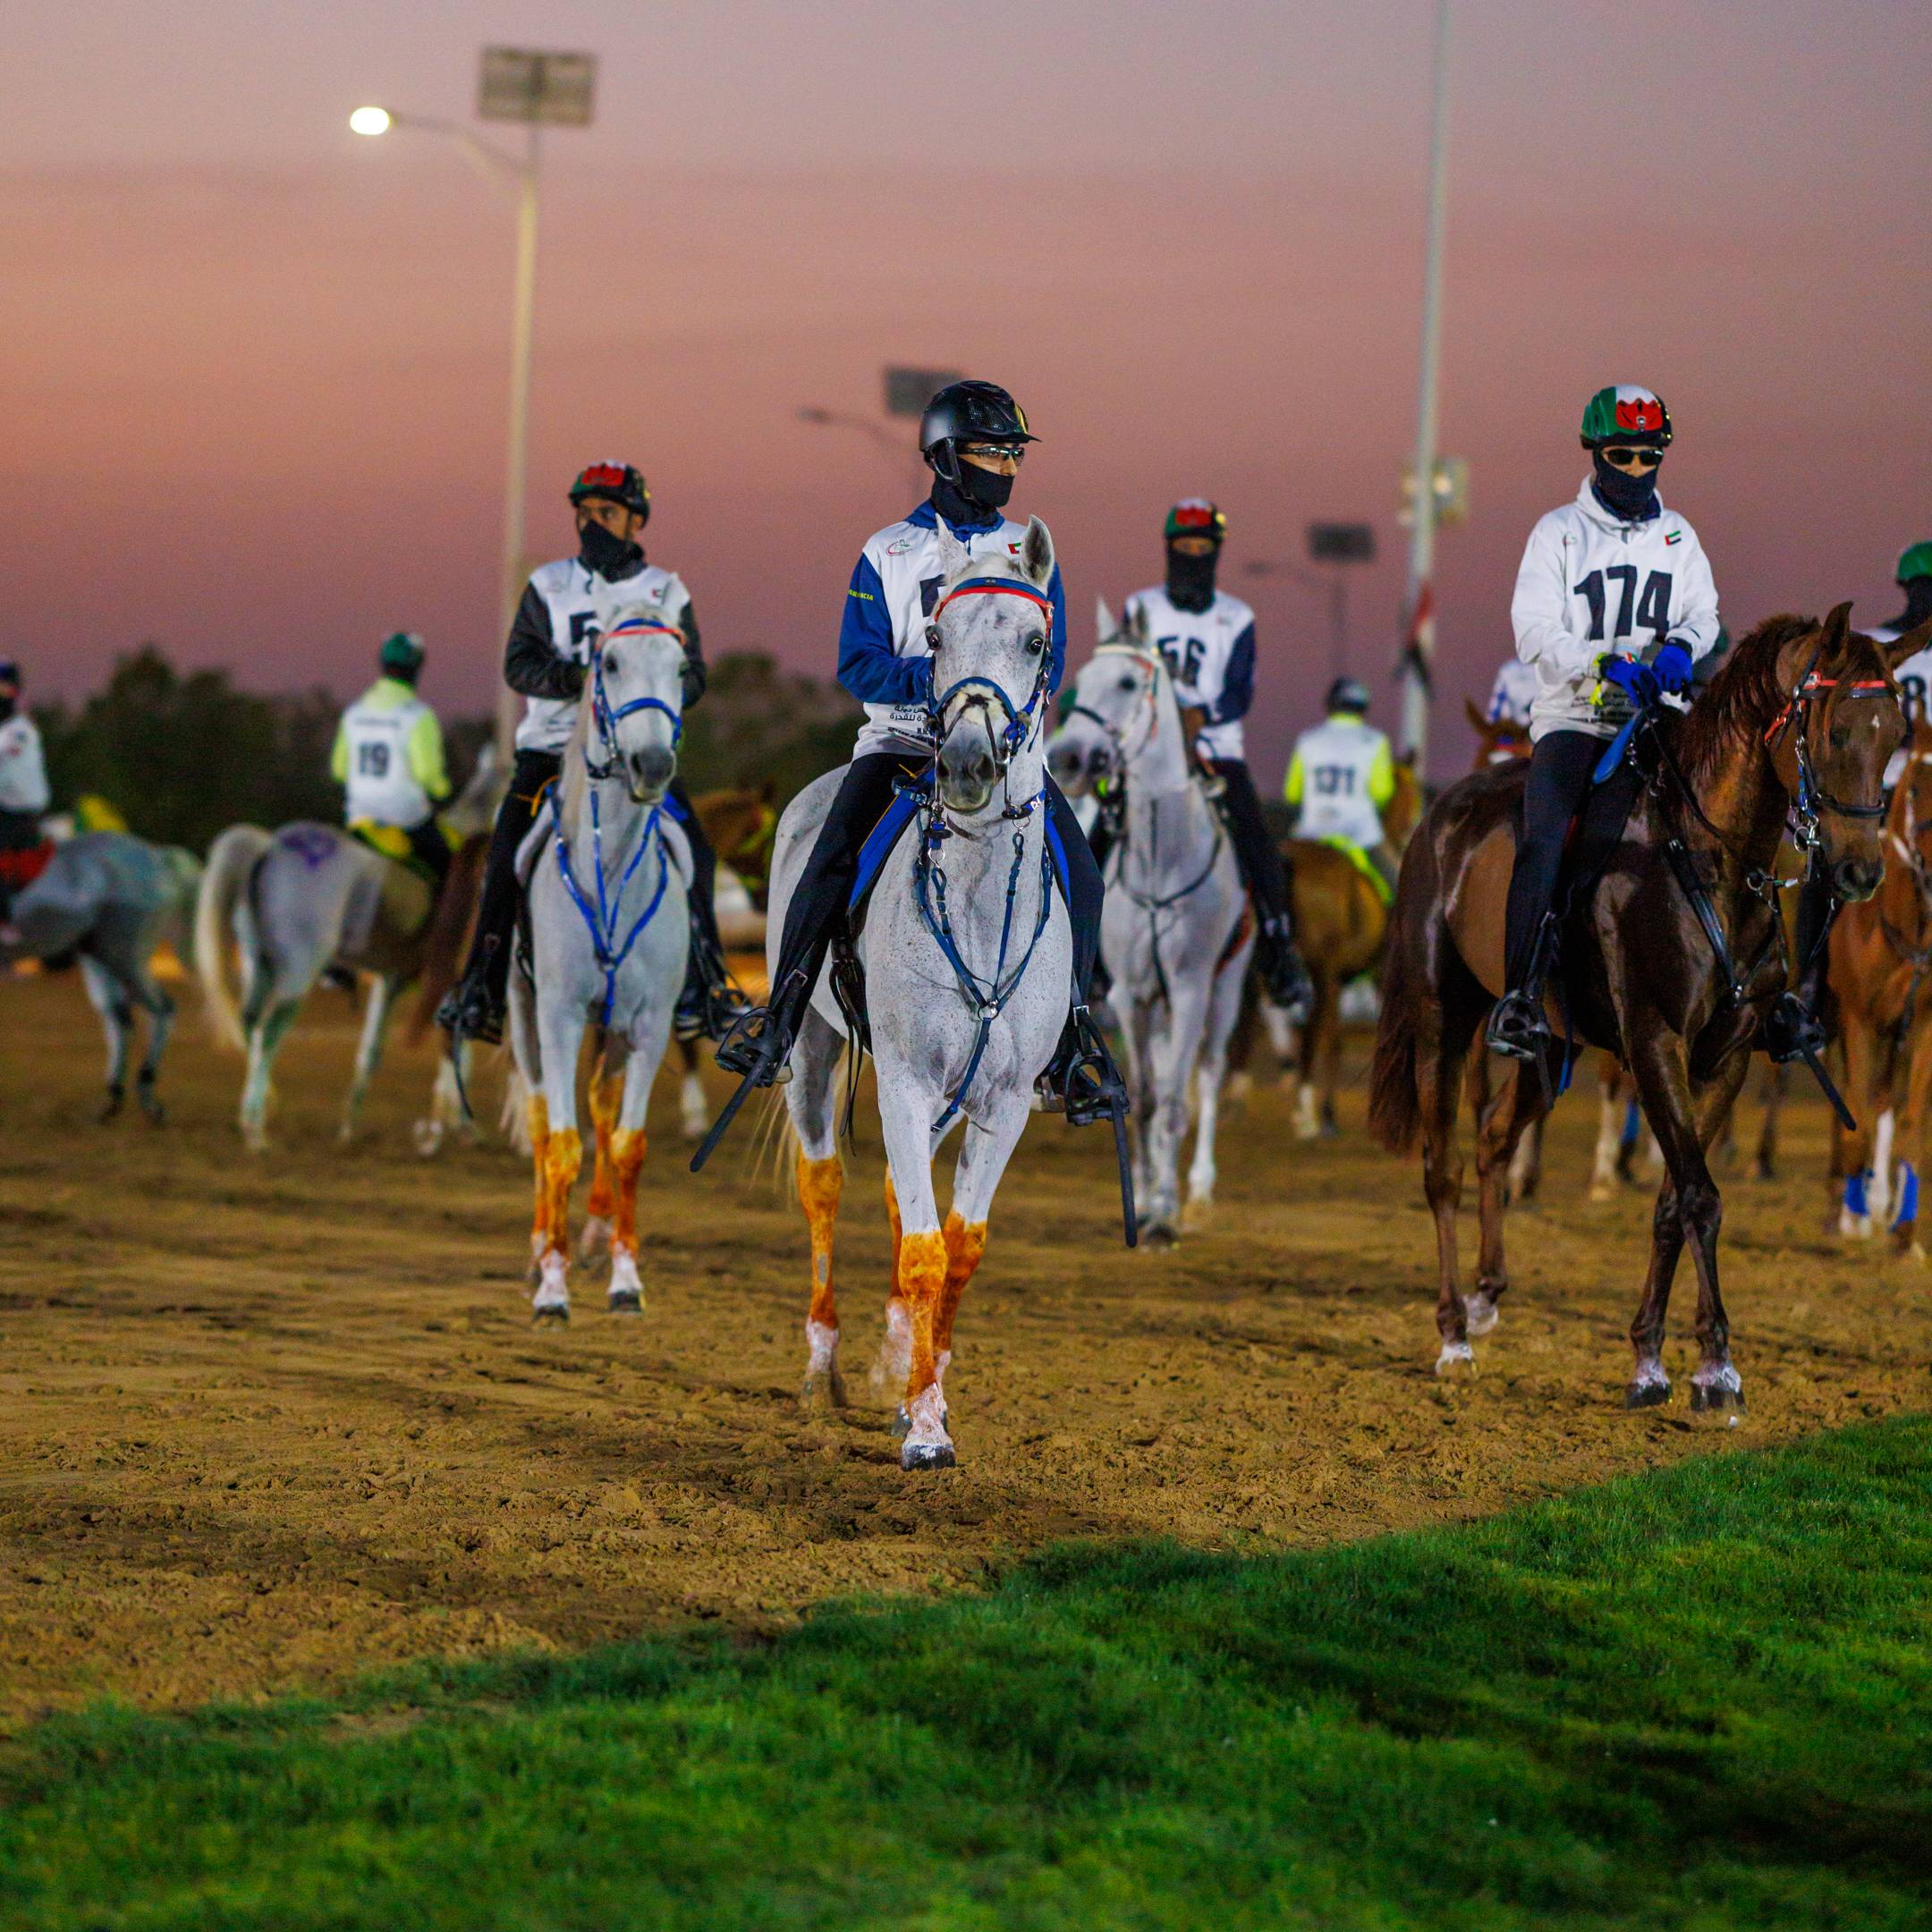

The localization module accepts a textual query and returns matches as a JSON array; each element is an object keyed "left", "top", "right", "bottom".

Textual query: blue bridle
[
  {"left": 554, "top": 614, "right": 686, "bottom": 1025},
  {"left": 927, "top": 576, "right": 1053, "bottom": 763}
]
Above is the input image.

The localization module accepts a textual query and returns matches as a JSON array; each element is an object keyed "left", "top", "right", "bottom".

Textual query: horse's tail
[
  {"left": 406, "top": 832, "right": 489, "bottom": 1046},
  {"left": 1368, "top": 839, "right": 1432, "bottom": 1154},
  {"left": 196, "top": 826, "right": 272, "bottom": 1052}
]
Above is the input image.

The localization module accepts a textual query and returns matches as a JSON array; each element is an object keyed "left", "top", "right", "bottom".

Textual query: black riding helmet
[
  {"left": 1326, "top": 675, "right": 1371, "bottom": 716},
  {"left": 919, "top": 380, "right": 1038, "bottom": 488},
  {"left": 568, "top": 461, "right": 651, "bottom": 529}
]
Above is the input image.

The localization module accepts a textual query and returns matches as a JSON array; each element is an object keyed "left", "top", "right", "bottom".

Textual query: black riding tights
[
  {"left": 465, "top": 750, "right": 721, "bottom": 1004},
  {"left": 1503, "top": 729, "right": 1605, "bottom": 990},
  {"left": 769, "top": 752, "right": 1104, "bottom": 1008}
]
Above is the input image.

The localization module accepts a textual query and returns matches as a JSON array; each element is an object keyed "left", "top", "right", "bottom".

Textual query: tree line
[{"left": 34, "top": 644, "right": 861, "bottom": 854}]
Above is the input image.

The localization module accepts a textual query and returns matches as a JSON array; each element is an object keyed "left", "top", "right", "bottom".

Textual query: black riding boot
[
  {"left": 405, "top": 817, "right": 454, "bottom": 894},
  {"left": 1035, "top": 780, "right": 1129, "bottom": 1125},
  {"left": 1486, "top": 730, "right": 1602, "bottom": 1060},
  {"left": 669, "top": 780, "right": 750, "bottom": 1042},
  {"left": 436, "top": 748, "right": 559, "bottom": 1046},
  {"left": 1205, "top": 758, "right": 1311, "bottom": 1018},
  {"left": 716, "top": 755, "right": 906, "bottom": 1086},
  {"left": 1764, "top": 860, "right": 1832, "bottom": 1063}
]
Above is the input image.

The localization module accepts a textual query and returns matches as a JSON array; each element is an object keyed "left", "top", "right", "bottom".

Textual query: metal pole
[
  {"left": 1398, "top": 0, "right": 1451, "bottom": 770},
  {"left": 496, "top": 127, "right": 540, "bottom": 760}
]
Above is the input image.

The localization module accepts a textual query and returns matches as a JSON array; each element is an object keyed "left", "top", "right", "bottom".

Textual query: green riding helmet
[
  {"left": 1165, "top": 497, "right": 1227, "bottom": 544},
  {"left": 379, "top": 631, "right": 426, "bottom": 681},
  {"left": 1897, "top": 541, "right": 1932, "bottom": 586},
  {"left": 1580, "top": 385, "right": 1673, "bottom": 449}
]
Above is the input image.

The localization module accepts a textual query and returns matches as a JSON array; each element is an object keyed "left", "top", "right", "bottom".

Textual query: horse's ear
[
  {"left": 1821, "top": 601, "right": 1854, "bottom": 656},
  {"left": 1018, "top": 515, "right": 1055, "bottom": 590},
  {"left": 1096, "top": 593, "right": 1117, "bottom": 643},
  {"left": 933, "top": 521, "right": 972, "bottom": 583},
  {"left": 1463, "top": 697, "right": 1489, "bottom": 733},
  {"left": 1883, "top": 614, "right": 1932, "bottom": 673},
  {"left": 1126, "top": 601, "right": 1149, "bottom": 644}
]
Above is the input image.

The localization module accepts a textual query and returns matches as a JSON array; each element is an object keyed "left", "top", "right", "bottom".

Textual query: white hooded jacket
[{"left": 1512, "top": 478, "right": 1720, "bottom": 741}]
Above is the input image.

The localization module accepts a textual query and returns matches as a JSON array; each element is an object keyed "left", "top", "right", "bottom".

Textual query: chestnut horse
[
  {"left": 1829, "top": 721, "right": 1932, "bottom": 1257},
  {"left": 1371, "top": 606, "right": 1922, "bottom": 1409}
]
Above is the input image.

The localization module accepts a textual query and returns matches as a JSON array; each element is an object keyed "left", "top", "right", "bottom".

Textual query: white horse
[
  {"left": 509, "top": 589, "right": 691, "bottom": 1323},
  {"left": 765, "top": 517, "right": 1073, "bottom": 1470},
  {"left": 1046, "top": 599, "right": 1251, "bottom": 1240},
  {"left": 196, "top": 755, "right": 503, "bottom": 1150}
]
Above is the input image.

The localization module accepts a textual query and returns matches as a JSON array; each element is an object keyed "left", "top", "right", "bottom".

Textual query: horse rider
[
  {"left": 1486, "top": 385, "right": 1722, "bottom": 1062},
  {"left": 714, "top": 378, "right": 1124, "bottom": 1122},
  {"left": 0, "top": 658, "right": 50, "bottom": 946},
  {"left": 1284, "top": 675, "right": 1400, "bottom": 897},
  {"left": 1120, "top": 500, "right": 1313, "bottom": 1015},
  {"left": 1874, "top": 541, "right": 1932, "bottom": 724},
  {"left": 330, "top": 631, "right": 454, "bottom": 886},
  {"left": 436, "top": 462, "right": 743, "bottom": 1047}
]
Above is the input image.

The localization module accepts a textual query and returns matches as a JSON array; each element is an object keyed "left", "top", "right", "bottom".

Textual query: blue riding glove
[
  {"left": 1651, "top": 641, "right": 1693, "bottom": 695},
  {"left": 1597, "top": 654, "right": 1659, "bottom": 708}
]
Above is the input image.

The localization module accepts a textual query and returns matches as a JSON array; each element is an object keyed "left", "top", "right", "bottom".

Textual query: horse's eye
[
  {"left": 1024, "top": 631, "right": 1045, "bottom": 657},
  {"left": 925, "top": 623, "right": 942, "bottom": 649},
  {"left": 1118, "top": 674, "right": 1136, "bottom": 691}
]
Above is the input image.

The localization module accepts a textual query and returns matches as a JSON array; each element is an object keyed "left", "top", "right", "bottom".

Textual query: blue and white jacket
[{"left": 839, "top": 500, "right": 1068, "bottom": 758}]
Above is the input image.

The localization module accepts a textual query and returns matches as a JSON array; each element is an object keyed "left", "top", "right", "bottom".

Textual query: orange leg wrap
[
  {"left": 897, "top": 1228, "right": 948, "bottom": 1402},
  {"left": 609, "top": 1127, "right": 648, "bottom": 1255},
  {"left": 936, "top": 1211, "right": 987, "bottom": 1360},
  {"left": 798, "top": 1152, "right": 843, "bottom": 1331},
  {"left": 584, "top": 1072, "right": 621, "bottom": 1220},
  {"left": 540, "top": 1127, "right": 582, "bottom": 1259},
  {"left": 527, "top": 1094, "right": 553, "bottom": 1251}
]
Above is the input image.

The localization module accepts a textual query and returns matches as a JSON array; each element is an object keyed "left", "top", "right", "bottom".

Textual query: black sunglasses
[{"left": 1600, "top": 445, "right": 1664, "bottom": 471}]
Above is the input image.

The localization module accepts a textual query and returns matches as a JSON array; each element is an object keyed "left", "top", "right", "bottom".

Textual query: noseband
[
  {"left": 928, "top": 576, "right": 1054, "bottom": 771},
  {"left": 1765, "top": 665, "right": 1894, "bottom": 848},
  {"left": 587, "top": 615, "right": 684, "bottom": 783}
]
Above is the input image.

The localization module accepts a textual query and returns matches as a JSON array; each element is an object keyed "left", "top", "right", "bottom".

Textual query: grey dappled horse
[
  {"left": 509, "top": 590, "right": 691, "bottom": 1322},
  {"left": 195, "top": 754, "right": 502, "bottom": 1149},
  {"left": 771, "top": 516, "right": 1073, "bottom": 1470},
  {"left": 1047, "top": 600, "right": 1251, "bottom": 1240},
  {"left": 3, "top": 834, "right": 201, "bottom": 1120}
]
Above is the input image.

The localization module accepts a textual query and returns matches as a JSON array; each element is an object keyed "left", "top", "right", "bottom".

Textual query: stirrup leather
[{"left": 1761, "top": 989, "right": 1826, "bottom": 1066}]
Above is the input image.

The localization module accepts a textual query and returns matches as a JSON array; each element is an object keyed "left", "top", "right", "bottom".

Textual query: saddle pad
[
  {"left": 348, "top": 819, "right": 440, "bottom": 887},
  {"left": 1319, "top": 835, "right": 1394, "bottom": 908},
  {"left": 847, "top": 788, "right": 1074, "bottom": 916}
]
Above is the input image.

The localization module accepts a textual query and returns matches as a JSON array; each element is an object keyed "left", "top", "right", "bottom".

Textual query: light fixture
[{"left": 349, "top": 106, "right": 393, "bottom": 138}]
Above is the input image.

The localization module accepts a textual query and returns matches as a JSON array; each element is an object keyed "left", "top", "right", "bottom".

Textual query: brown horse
[
  {"left": 1828, "top": 722, "right": 1932, "bottom": 1258},
  {"left": 1271, "top": 760, "right": 1422, "bottom": 1138},
  {"left": 1371, "top": 606, "right": 1922, "bottom": 1409}
]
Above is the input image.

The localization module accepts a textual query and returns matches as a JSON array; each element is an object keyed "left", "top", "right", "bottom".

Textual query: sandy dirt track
[{"left": 3, "top": 969, "right": 1928, "bottom": 1724}]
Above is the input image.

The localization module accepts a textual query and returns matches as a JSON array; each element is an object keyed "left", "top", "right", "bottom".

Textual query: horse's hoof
[
  {"left": 1434, "top": 1340, "right": 1476, "bottom": 1377},
  {"left": 98, "top": 1088, "right": 124, "bottom": 1124},
  {"left": 140, "top": 1096, "right": 166, "bottom": 1126},
  {"left": 1140, "top": 1217, "right": 1178, "bottom": 1249},
  {"left": 901, "top": 1440, "right": 957, "bottom": 1471},
  {"left": 532, "top": 1302, "right": 570, "bottom": 1326},
  {"left": 1689, "top": 1377, "right": 1744, "bottom": 1414},
  {"left": 800, "top": 1368, "right": 849, "bottom": 1413},
  {"left": 1839, "top": 1209, "right": 1874, "bottom": 1240},
  {"left": 1624, "top": 1377, "right": 1672, "bottom": 1410},
  {"left": 1464, "top": 1292, "right": 1501, "bottom": 1338},
  {"left": 606, "top": 1285, "right": 641, "bottom": 1315},
  {"left": 1318, "top": 1118, "right": 1340, "bottom": 1140},
  {"left": 412, "top": 1119, "right": 444, "bottom": 1158},
  {"left": 1588, "top": 1179, "right": 1614, "bottom": 1204}
]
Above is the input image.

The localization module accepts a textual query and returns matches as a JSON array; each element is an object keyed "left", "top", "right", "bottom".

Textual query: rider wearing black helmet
[
  {"left": 715, "top": 380, "right": 1122, "bottom": 1121},
  {"left": 1122, "top": 501, "right": 1313, "bottom": 1015},
  {"left": 1284, "top": 674, "right": 1401, "bottom": 894},
  {"left": 436, "top": 462, "right": 743, "bottom": 1047}
]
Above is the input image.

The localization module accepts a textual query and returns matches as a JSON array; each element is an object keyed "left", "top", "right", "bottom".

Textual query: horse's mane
[{"left": 1678, "top": 610, "right": 1895, "bottom": 784}]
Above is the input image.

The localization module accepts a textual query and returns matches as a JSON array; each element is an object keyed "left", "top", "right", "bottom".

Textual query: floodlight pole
[{"left": 1397, "top": 0, "right": 1451, "bottom": 772}]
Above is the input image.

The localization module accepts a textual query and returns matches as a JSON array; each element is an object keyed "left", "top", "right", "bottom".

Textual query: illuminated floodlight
[{"left": 349, "top": 106, "right": 393, "bottom": 138}]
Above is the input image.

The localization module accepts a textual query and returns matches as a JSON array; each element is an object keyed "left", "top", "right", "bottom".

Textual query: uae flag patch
[{"left": 1665, "top": 529, "right": 1683, "bottom": 546}]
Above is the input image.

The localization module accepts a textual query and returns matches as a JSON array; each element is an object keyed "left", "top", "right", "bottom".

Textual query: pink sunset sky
[{"left": 4, "top": 0, "right": 1928, "bottom": 781}]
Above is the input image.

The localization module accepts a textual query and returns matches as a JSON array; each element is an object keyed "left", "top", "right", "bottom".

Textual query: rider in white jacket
[
  {"left": 0, "top": 658, "right": 50, "bottom": 943},
  {"left": 1487, "top": 386, "right": 1722, "bottom": 1061}
]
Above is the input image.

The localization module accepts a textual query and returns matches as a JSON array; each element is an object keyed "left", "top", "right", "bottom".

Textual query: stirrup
[
  {"left": 1485, "top": 987, "right": 1552, "bottom": 1062},
  {"left": 1761, "top": 989, "right": 1826, "bottom": 1066},
  {"left": 713, "top": 970, "right": 807, "bottom": 1087},
  {"left": 1039, "top": 1006, "right": 1127, "bottom": 1128},
  {"left": 435, "top": 970, "right": 504, "bottom": 1048},
  {"left": 676, "top": 968, "right": 751, "bottom": 1044}
]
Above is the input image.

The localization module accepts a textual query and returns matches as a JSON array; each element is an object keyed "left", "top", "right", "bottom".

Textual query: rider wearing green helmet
[{"left": 331, "top": 631, "right": 453, "bottom": 885}]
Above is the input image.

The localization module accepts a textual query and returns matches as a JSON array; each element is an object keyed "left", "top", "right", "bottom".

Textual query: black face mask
[
  {"left": 954, "top": 459, "right": 1015, "bottom": 513},
  {"left": 578, "top": 517, "right": 643, "bottom": 580},
  {"left": 0, "top": 693, "right": 14, "bottom": 724},
  {"left": 1165, "top": 547, "right": 1220, "bottom": 613},
  {"left": 1590, "top": 450, "right": 1662, "bottom": 522}
]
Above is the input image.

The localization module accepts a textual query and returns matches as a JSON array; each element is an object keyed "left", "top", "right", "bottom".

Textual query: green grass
[{"left": 4, "top": 1421, "right": 1931, "bottom": 1931}]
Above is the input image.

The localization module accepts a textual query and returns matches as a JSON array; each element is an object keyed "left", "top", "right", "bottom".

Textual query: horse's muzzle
[
  {"left": 628, "top": 745, "right": 676, "bottom": 801},
  {"left": 1046, "top": 735, "right": 1105, "bottom": 795},
  {"left": 938, "top": 723, "right": 998, "bottom": 812},
  {"left": 1832, "top": 855, "right": 1883, "bottom": 902}
]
